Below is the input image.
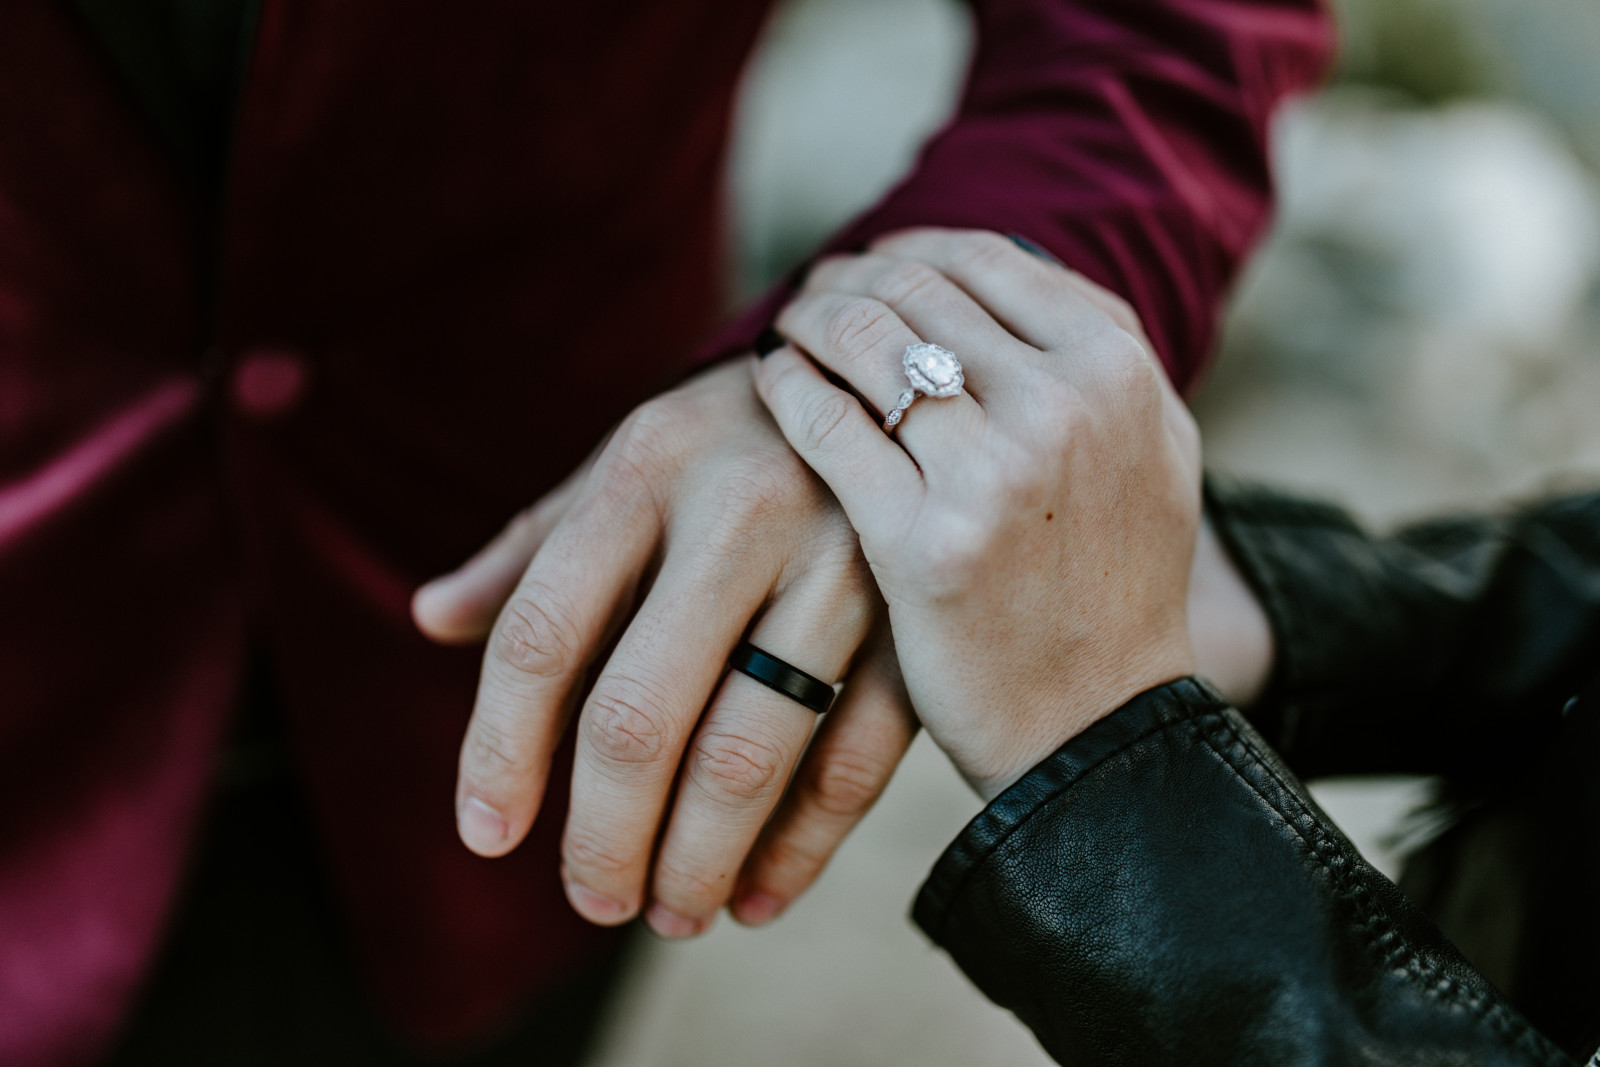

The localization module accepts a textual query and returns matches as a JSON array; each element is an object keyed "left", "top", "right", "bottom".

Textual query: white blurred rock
[
  {"left": 1277, "top": 96, "right": 1600, "bottom": 349},
  {"left": 1214, "top": 93, "right": 1600, "bottom": 492}
]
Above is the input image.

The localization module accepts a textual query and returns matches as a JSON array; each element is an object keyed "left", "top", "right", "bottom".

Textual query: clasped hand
[
  {"left": 757, "top": 229, "right": 1202, "bottom": 798},
  {"left": 415, "top": 226, "right": 1240, "bottom": 939}
]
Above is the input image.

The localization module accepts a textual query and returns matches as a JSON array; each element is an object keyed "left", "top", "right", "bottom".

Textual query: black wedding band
[{"left": 728, "top": 641, "right": 836, "bottom": 715}]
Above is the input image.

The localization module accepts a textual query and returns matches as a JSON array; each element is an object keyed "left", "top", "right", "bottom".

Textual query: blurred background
[{"left": 591, "top": 1, "right": 1600, "bottom": 1063}]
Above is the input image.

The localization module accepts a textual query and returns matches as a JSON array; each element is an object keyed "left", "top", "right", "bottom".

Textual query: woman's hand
[{"left": 754, "top": 229, "right": 1202, "bottom": 800}]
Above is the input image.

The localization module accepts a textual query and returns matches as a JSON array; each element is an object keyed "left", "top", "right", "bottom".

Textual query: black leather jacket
[{"left": 914, "top": 481, "right": 1600, "bottom": 1065}]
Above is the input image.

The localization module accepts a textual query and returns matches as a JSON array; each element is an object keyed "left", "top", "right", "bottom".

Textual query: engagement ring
[{"left": 884, "top": 343, "right": 964, "bottom": 433}]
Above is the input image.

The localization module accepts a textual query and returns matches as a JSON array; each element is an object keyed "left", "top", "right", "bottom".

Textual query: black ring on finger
[{"left": 728, "top": 641, "right": 836, "bottom": 714}]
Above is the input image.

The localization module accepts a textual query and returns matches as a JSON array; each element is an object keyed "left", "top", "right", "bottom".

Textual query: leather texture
[
  {"left": 915, "top": 482, "right": 1600, "bottom": 1064},
  {"left": 1206, "top": 479, "right": 1600, "bottom": 782},
  {"left": 915, "top": 680, "right": 1575, "bottom": 1065},
  {"left": 1207, "top": 480, "right": 1600, "bottom": 1054}
]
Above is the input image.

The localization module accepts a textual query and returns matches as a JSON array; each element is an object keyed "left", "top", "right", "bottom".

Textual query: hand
[
  {"left": 754, "top": 229, "right": 1201, "bottom": 799},
  {"left": 412, "top": 359, "right": 918, "bottom": 936}
]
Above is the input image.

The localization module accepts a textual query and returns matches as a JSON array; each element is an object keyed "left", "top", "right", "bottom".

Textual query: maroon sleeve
[{"left": 698, "top": 0, "right": 1335, "bottom": 391}]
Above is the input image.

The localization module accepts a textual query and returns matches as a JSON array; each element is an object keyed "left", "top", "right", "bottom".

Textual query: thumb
[{"left": 412, "top": 466, "right": 588, "bottom": 644}]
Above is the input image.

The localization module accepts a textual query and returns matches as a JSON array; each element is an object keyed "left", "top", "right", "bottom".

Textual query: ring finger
[
  {"left": 803, "top": 252, "right": 1040, "bottom": 411},
  {"left": 644, "top": 572, "right": 874, "bottom": 936},
  {"left": 774, "top": 288, "right": 985, "bottom": 461},
  {"left": 731, "top": 626, "right": 916, "bottom": 925}
]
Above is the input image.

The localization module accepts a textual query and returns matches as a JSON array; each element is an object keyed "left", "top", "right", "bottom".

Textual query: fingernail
[
  {"left": 1008, "top": 232, "right": 1065, "bottom": 267},
  {"left": 457, "top": 796, "right": 509, "bottom": 853},
  {"left": 754, "top": 326, "right": 786, "bottom": 358},
  {"left": 646, "top": 903, "right": 708, "bottom": 939},
  {"left": 734, "top": 892, "right": 786, "bottom": 925},
  {"left": 565, "top": 881, "right": 632, "bottom": 924}
]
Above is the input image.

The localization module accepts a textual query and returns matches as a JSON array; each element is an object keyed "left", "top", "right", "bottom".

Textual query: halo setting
[{"left": 884, "top": 343, "right": 965, "bottom": 432}]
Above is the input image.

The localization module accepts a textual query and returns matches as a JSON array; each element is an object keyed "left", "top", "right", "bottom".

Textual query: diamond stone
[{"left": 903, "top": 343, "right": 964, "bottom": 397}]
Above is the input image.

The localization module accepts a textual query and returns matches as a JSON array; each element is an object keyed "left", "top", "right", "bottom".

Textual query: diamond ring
[{"left": 884, "top": 343, "right": 964, "bottom": 433}]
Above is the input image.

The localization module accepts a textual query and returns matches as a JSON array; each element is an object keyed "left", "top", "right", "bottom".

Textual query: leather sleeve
[
  {"left": 696, "top": 0, "right": 1336, "bottom": 390},
  {"left": 912, "top": 678, "right": 1576, "bottom": 1066},
  {"left": 1204, "top": 480, "right": 1600, "bottom": 779}
]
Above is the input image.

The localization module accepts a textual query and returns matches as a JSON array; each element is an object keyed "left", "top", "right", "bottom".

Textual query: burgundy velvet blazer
[{"left": 0, "top": 1, "right": 1331, "bottom": 1061}]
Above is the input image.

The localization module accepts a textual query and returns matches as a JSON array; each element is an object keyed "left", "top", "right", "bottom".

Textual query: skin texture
[
  {"left": 412, "top": 226, "right": 1275, "bottom": 940},
  {"left": 411, "top": 358, "right": 916, "bottom": 938},
  {"left": 755, "top": 228, "right": 1206, "bottom": 799},
  {"left": 1187, "top": 517, "right": 1275, "bottom": 710}
]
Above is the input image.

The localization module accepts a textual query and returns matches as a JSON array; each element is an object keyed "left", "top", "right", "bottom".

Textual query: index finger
[
  {"left": 456, "top": 471, "right": 660, "bottom": 857},
  {"left": 751, "top": 346, "right": 921, "bottom": 544}
]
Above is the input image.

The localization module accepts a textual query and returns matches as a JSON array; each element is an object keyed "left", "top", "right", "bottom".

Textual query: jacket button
[{"left": 230, "top": 347, "right": 309, "bottom": 420}]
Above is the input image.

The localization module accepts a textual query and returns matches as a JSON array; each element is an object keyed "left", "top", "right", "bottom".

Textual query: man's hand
[{"left": 412, "top": 359, "right": 917, "bottom": 936}]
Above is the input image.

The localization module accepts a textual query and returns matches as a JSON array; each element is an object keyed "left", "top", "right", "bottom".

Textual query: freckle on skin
[{"left": 1045, "top": 512, "right": 1053, "bottom": 521}]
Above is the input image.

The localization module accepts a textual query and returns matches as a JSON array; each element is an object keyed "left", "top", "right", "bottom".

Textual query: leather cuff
[{"left": 913, "top": 676, "right": 1229, "bottom": 939}]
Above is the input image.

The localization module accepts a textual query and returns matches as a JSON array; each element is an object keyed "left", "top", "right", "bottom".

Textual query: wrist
[
  {"left": 966, "top": 643, "right": 1195, "bottom": 802},
  {"left": 1187, "top": 518, "right": 1274, "bottom": 708}
]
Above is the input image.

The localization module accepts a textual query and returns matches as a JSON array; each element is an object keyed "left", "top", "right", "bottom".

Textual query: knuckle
[
  {"left": 608, "top": 393, "right": 693, "bottom": 474},
  {"left": 492, "top": 588, "right": 582, "bottom": 680},
  {"left": 869, "top": 259, "right": 945, "bottom": 308},
  {"left": 562, "top": 827, "right": 634, "bottom": 877},
  {"left": 911, "top": 513, "right": 993, "bottom": 591},
  {"left": 1084, "top": 327, "right": 1164, "bottom": 416},
  {"left": 692, "top": 728, "right": 790, "bottom": 803},
  {"left": 801, "top": 253, "right": 856, "bottom": 290},
  {"left": 583, "top": 677, "right": 676, "bottom": 766},
  {"left": 807, "top": 749, "right": 889, "bottom": 818},
  {"left": 1030, "top": 377, "right": 1090, "bottom": 433},
  {"left": 951, "top": 229, "right": 1014, "bottom": 269},
  {"left": 653, "top": 855, "right": 730, "bottom": 902},
  {"left": 465, "top": 717, "right": 533, "bottom": 780},
  {"left": 822, "top": 297, "right": 898, "bottom": 362},
  {"left": 1100, "top": 289, "right": 1141, "bottom": 333},
  {"left": 755, "top": 835, "right": 828, "bottom": 884},
  {"left": 1117, "top": 338, "right": 1165, "bottom": 397},
  {"left": 1098, "top": 323, "right": 1154, "bottom": 372},
  {"left": 713, "top": 450, "right": 808, "bottom": 524},
  {"left": 590, "top": 451, "right": 655, "bottom": 514},
  {"left": 694, "top": 451, "right": 818, "bottom": 563},
  {"left": 796, "top": 390, "right": 861, "bottom": 456}
]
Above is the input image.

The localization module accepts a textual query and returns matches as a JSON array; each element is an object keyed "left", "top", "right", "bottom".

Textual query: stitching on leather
[
  {"left": 1199, "top": 712, "right": 1551, "bottom": 1055},
  {"left": 1195, "top": 711, "right": 1570, "bottom": 1063},
  {"left": 924, "top": 704, "right": 1196, "bottom": 940},
  {"left": 932, "top": 697, "right": 1566, "bottom": 1062}
]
